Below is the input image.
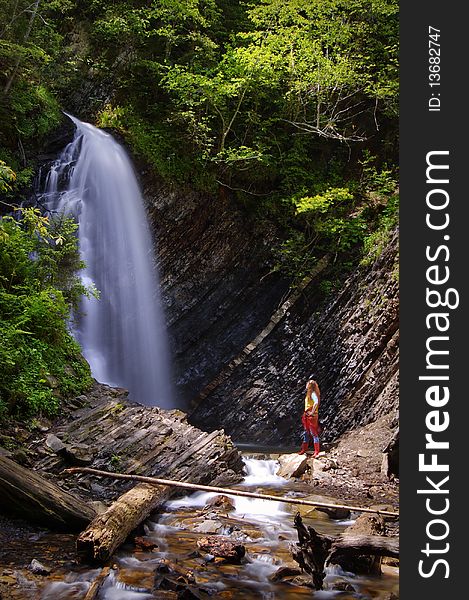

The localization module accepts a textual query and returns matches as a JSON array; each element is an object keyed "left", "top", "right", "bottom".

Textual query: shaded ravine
[
  {"left": 143, "top": 180, "right": 290, "bottom": 410},
  {"left": 190, "top": 228, "right": 399, "bottom": 450}
]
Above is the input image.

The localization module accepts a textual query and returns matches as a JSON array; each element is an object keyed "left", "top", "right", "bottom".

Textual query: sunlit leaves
[{"left": 0, "top": 161, "right": 16, "bottom": 193}]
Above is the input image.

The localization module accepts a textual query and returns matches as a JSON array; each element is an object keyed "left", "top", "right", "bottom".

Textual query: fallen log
[
  {"left": 63, "top": 467, "right": 399, "bottom": 517},
  {"left": 0, "top": 455, "right": 96, "bottom": 530},
  {"left": 291, "top": 514, "right": 332, "bottom": 590},
  {"left": 292, "top": 513, "right": 399, "bottom": 589},
  {"left": 338, "top": 513, "right": 386, "bottom": 574},
  {"left": 76, "top": 482, "right": 171, "bottom": 563},
  {"left": 328, "top": 534, "right": 399, "bottom": 566}
]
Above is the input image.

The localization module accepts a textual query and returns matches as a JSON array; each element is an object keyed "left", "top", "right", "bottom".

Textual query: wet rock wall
[
  {"left": 189, "top": 228, "right": 399, "bottom": 448},
  {"left": 144, "top": 179, "right": 289, "bottom": 409}
]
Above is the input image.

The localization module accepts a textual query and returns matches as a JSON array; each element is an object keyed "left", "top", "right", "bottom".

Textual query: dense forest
[{"left": 0, "top": 0, "right": 398, "bottom": 421}]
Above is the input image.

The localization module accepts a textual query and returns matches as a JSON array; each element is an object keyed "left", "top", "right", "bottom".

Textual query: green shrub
[{"left": 0, "top": 207, "right": 93, "bottom": 419}]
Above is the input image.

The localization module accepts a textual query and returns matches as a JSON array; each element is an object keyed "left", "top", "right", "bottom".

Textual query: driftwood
[
  {"left": 83, "top": 566, "right": 110, "bottom": 600},
  {"left": 64, "top": 466, "right": 399, "bottom": 517},
  {"left": 0, "top": 455, "right": 96, "bottom": 530},
  {"left": 76, "top": 482, "right": 172, "bottom": 563},
  {"left": 153, "top": 559, "right": 200, "bottom": 597},
  {"left": 292, "top": 513, "right": 399, "bottom": 589},
  {"left": 327, "top": 534, "right": 399, "bottom": 568},
  {"left": 291, "top": 514, "right": 332, "bottom": 590}
]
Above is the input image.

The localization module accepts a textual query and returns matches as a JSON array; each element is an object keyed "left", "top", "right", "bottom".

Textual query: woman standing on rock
[{"left": 298, "top": 376, "right": 321, "bottom": 457}]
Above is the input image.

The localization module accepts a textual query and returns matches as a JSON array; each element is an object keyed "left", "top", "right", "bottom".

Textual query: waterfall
[{"left": 40, "top": 115, "right": 174, "bottom": 408}]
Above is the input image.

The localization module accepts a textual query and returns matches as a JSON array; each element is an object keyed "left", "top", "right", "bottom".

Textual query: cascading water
[
  {"left": 40, "top": 115, "right": 173, "bottom": 407},
  {"left": 38, "top": 457, "right": 399, "bottom": 599}
]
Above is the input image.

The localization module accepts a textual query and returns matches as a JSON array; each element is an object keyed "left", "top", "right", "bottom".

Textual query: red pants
[{"left": 302, "top": 411, "right": 319, "bottom": 444}]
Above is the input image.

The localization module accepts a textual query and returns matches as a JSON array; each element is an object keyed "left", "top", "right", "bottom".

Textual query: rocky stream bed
[{"left": 0, "top": 383, "right": 398, "bottom": 600}]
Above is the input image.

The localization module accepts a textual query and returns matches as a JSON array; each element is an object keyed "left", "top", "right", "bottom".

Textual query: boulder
[
  {"left": 277, "top": 453, "right": 308, "bottom": 479},
  {"left": 346, "top": 514, "right": 386, "bottom": 536},
  {"left": 342, "top": 514, "right": 387, "bottom": 575},
  {"left": 193, "top": 519, "right": 223, "bottom": 534},
  {"left": 45, "top": 434, "right": 66, "bottom": 454},
  {"left": 62, "top": 443, "right": 94, "bottom": 466},
  {"left": 196, "top": 537, "right": 245, "bottom": 563},
  {"left": 312, "top": 457, "right": 338, "bottom": 473},
  {"left": 316, "top": 506, "right": 351, "bottom": 520},
  {"left": 205, "top": 495, "right": 236, "bottom": 512}
]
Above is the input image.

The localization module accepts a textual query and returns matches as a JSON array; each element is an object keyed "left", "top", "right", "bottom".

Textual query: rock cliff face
[
  {"left": 143, "top": 178, "right": 289, "bottom": 409},
  {"left": 36, "top": 122, "right": 398, "bottom": 460},
  {"left": 189, "top": 228, "right": 399, "bottom": 450}
]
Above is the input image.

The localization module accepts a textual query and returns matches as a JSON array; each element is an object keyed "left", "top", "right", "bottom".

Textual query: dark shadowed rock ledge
[{"left": 143, "top": 177, "right": 290, "bottom": 409}]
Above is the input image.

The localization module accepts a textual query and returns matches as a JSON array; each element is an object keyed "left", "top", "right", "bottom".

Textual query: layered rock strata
[
  {"left": 144, "top": 180, "right": 289, "bottom": 408},
  {"left": 190, "top": 228, "right": 399, "bottom": 452}
]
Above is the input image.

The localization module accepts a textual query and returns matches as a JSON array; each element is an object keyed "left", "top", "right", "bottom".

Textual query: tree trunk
[
  {"left": 76, "top": 482, "right": 172, "bottom": 563},
  {"left": 0, "top": 455, "right": 96, "bottom": 530},
  {"left": 327, "top": 534, "right": 399, "bottom": 566},
  {"left": 292, "top": 514, "right": 399, "bottom": 589}
]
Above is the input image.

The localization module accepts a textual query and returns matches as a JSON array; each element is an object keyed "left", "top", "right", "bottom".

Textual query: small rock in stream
[
  {"left": 134, "top": 536, "right": 158, "bottom": 552},
  {"left": 277, "top": 453, "right": 308, "bottom": 478},
  {"left": 269, "top": 566, "right": 302, "bottom": 582},
  {"left": 204, "top": 495, "right": 236, "bottom": 512},
  {"left": 315, "top": 506, "right": 351, "bottom": 520},
  {"left": 193, "top": 520, "right": 223, "bottom": 534},
  {"left": 29, "top": 559, "right": 51, "bottom": 576},
  {"left": 196, "top": 537, "right": 245, "bottom": 563}
]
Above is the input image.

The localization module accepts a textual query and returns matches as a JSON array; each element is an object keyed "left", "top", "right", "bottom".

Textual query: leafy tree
[{"left": 0, "top": 203, "right": 93, "bottom": 419}]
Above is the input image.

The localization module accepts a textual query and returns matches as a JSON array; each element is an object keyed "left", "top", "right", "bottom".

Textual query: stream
[{"left": 37, "top": 457, "right": 398, "bottom": 600}]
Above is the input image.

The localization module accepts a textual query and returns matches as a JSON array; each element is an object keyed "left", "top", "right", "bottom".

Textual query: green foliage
[
  {"left": 8, "top": 82, "right": 62, "bottom": 140},
  {"left": 0, "top": 161, "right": 16, "bottom": 193},
  {"left": 294, "top": 188, "right": 354, "bottom": 215},
  {"left": 36, "top": 0, "right": 397, "bottom": 193},
  {"left": 0, "top": 0, "right": 399, "bottom": 310},
  {"left": 0, "top": 1, "right": 66, "bottom": 180},
  {"left": 275, "top": 152, "right": 398, "bottom": 281},
  {"left": 278, "top": 186, "right": 365, "bottom": 273},
  {"left": 359, "top": 150, "right": 397, "bottom": 195},
  {"left": 109, "top": 452, "right": 123, "bottom": 472},
  {"left": 361, "top": 193, "right": 399, "bottom": 266},
  {"left": 0, "top": 207, "right": 93, "bottom": 419}
]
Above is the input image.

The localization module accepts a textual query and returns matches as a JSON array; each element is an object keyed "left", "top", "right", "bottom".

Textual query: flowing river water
[{"left": 36, "top": 457, "right": 398, "bottom": 600}]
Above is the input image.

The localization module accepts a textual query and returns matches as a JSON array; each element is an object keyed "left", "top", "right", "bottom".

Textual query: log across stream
[{"left": 35, "top": 456, "right": 399, "bottom": 600}]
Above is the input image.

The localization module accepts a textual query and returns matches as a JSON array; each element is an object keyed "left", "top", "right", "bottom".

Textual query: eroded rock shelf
[{"left": 26, "top": 383, "right": 244, "bottom": 506}]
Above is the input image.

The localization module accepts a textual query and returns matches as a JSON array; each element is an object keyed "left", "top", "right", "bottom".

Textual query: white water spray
[{"left": 41, "top": 115, "right": 173, "bottom": 407}]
